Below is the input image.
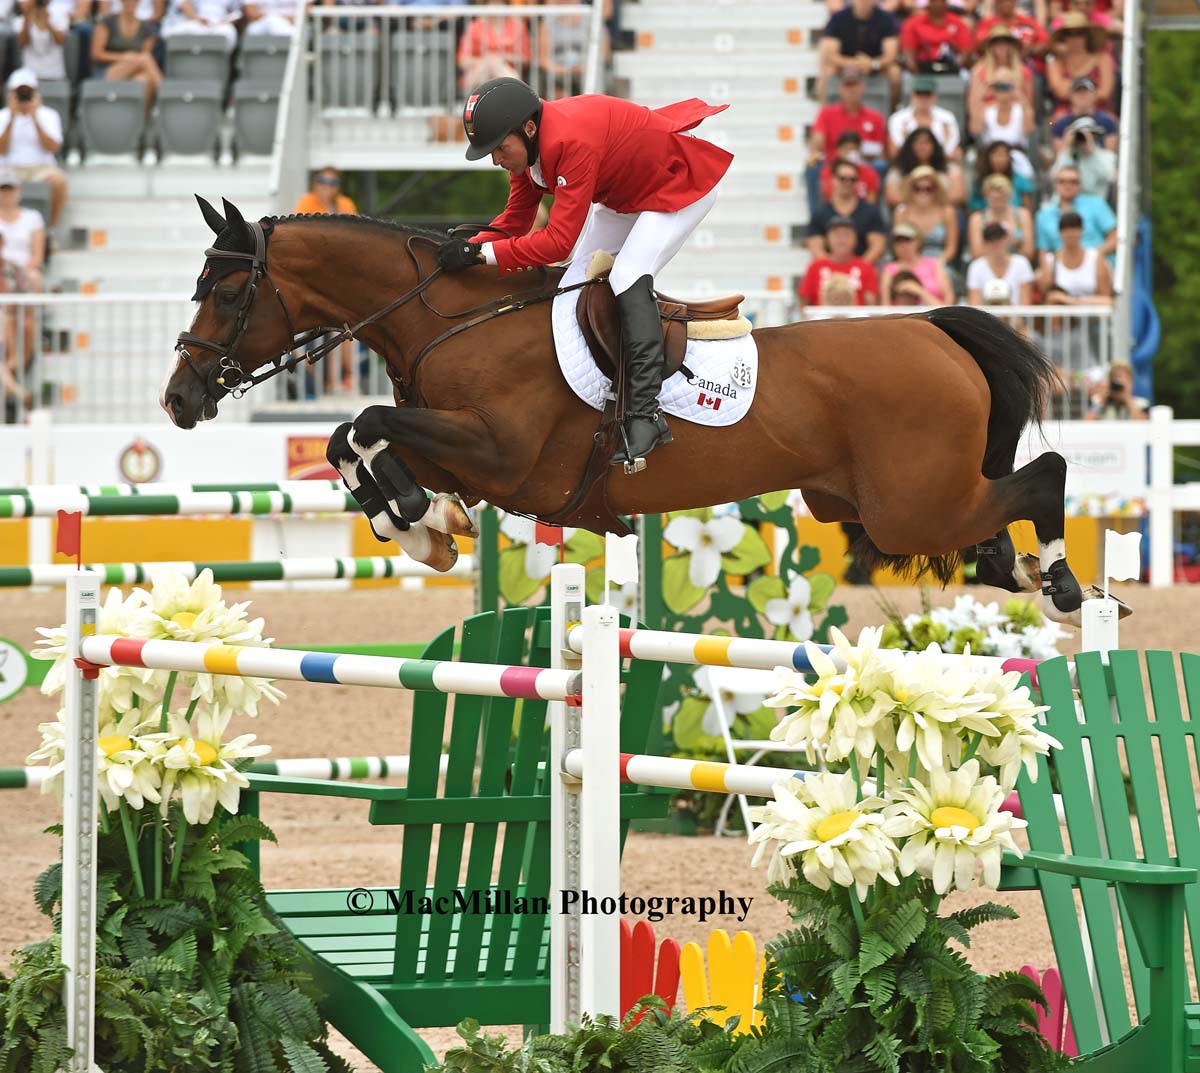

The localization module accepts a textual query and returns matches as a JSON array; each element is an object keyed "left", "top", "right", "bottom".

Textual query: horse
[{"left": 161, "top": 197, "right": 1121, "bottom": 627}]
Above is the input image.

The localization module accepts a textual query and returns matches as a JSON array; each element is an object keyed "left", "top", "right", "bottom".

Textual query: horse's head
[{"left": 161, "top": 196, "right": 297, "bottom": 428}]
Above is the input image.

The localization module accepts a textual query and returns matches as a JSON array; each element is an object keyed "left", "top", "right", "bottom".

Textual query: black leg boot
[{"left": 613, "top": 274, "right": 673, "bottom": 474}]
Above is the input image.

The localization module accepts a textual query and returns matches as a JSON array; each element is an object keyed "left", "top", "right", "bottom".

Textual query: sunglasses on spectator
[
  {"left": 1056, "top": 176, "right": 1081, "bottom": 184},
  {"left": 835, "top": 172, "right": 857, "bottom": 182},
  {"left": 913, "top": 184, "right": 936, "bottom": 193},
  {"left": 991, "top": 81, "right": 1015, "bottom": 91},
  {"left": 0, "top": 184, "right": 15, "bottom": 191},
  {"left": 315, "top": 175, "right": 340, "bottom": 186}
]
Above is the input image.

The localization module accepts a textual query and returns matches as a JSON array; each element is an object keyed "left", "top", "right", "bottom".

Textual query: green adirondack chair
[
  {"left": 999, "top": 649, "right": 1200, "bottom": 1072},
  {"left": 242, "top": 606, "right": 670, "bottom": 1073}
]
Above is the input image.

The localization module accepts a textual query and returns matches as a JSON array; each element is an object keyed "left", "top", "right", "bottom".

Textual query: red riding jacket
[{"left": 471, "top": 94, "right": 733, "bottom": 274}]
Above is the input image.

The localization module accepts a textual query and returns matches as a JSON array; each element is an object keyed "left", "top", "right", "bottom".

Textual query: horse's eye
[{"left": 217, "top": 287, "right": 238, "bottom": 306}]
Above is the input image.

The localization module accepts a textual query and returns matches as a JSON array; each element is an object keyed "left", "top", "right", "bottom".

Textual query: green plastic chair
[
  {"left": 244, "top": 606, "right": 670, "bottom": 1072},
  {"left": 999, "top": 650, "right": 1200, "bottom": 1072}
]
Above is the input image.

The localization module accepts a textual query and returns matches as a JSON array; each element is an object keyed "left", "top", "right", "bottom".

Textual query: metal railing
[
  {"left": 306, "top": 4, "right": 604, "bottom": 118},
  {"left": 268, "top": 0, "right": 310, "bottom": 214},
  {"left": 798, "top": 305, "right": 1114, "bottom": 419}
]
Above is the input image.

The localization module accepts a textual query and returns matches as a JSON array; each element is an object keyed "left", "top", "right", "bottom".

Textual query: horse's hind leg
[
  {"left": 974, "top": 528, "right": 1041, "bottom": 594},
  {"left": 327, "top": 422, "right": 459, "bottom": 572}
]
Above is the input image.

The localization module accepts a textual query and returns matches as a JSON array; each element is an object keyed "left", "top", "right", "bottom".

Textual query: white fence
[
  {"left": 801, "top": 305, "right": 1114, "bottom": 419},
  {"left": 306, "top": 4, "right": 605, "bottom": 117}
]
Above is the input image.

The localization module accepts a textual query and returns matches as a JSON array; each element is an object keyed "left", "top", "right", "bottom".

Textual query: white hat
[{"left": 6, "top": 67, "right": 38, "bottom": 90}]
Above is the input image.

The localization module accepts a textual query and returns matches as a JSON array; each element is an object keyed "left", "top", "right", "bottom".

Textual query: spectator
[
  {"left": 92, "top": 0, "right": 162, "bottom": 112},
  {"left": 458, "top": 3, "right": 532, "bottom": 91},
  {"left": 967, "top": 222, "right": 1034, "bottom": 304},
  {"left": 15, "top": 0, "right": 68, "bottom": 83},
  {"left": 160, "top": 0, "right": 240, "bottom": 49},
  {"left": 806, "top": 71, "right": 887, "bottom": 210},
  {"left": 969, "top": 78, "right": 1034, "bottom": 178},
  {"left": 1084, "top": 360, "right": 1147, "bottom": 421},
  {"left": 293, "top": 166, "right": 357, "bottom": 215},
  {"left": 0, "top": 70, "right": 65, "bottom": 227},
  {"left": 1038, "top": 210, "right": 1113, "bottom": 303},
  {"left": 0, "top": 169, "right": 43, "bottom": 379},
  {"left": 806, "top": 159, "right": 887, "bottom": 262},
  {"left": 1046, "top": 13, "right": 1113, "bottom": 114},
  {"left": 537, "top": 4, "right": 593, "bottom": 98},
  {"left": 1052, "top": 116, "right": 1115, "bottom": 200},
  {"left": 101, "top": 0, "right": 164, "bottom": 20},
  {"left": 1050, "top": 76, "right": 1118, "bottom": 153},
  {"left": 975, "top": 0, "right": 1049, "bottom": 64},
  {"left": 893, "top": 164, "right": 959, "bottom": 266},
  {"left": 1035, "top": 163, "right": 1116, "bottom": 254},
  {"left": 817, "top": 0, "right": 900, "bottom": 105},
  {"left": 244, "top": 0, "right": 297, "bottom": 35},
  {"left": 968, "top": 139, "right": 1034, "bottom": 210},
  {"left": 885, "top": 124, "right": 965, "bottom": 205},
  {"left": 899, "top": 0, "right": 974, "bottom": 72},
  {"left": 1050, "top": 0, "right": 1122, "bottom": 39},
  {"left": 968, "top": 25, "right": 1035, "bottom": 115},
  {"left": 968, "top": 173, "right": 1034, "bottom": 259},
  {"left": 888, "top": 74, "right": 961, "bottom": 161},
  {"left": 886, "top": 267, "right": 936, "bottom": 304},
  {"left": 798, "top": 215, "right": 880, "bottom": 307},
  {"left": 819, "top": 131, "right": 882, "bottom": 203},
  {"left": 882, "top": 221, "right": 954, "bottom": 302}
]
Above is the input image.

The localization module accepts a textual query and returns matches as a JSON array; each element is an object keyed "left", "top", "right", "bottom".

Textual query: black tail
[{"left": 849, "top": 306, "right": 1059, "bottom": 586}]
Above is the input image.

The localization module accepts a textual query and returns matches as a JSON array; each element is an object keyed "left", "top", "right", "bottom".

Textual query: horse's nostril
[{"left": 167, "top": 394, "right": 184, "bottom": 417}]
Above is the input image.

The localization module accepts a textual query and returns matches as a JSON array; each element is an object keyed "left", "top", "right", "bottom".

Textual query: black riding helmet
[{"left": 463, "top": 77, "right": 543, "bottom": 162}]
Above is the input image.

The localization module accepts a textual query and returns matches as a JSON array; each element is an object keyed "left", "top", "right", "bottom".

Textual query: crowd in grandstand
[{"left": 800, "top": 0, "right": 1122, "bottom": 317}]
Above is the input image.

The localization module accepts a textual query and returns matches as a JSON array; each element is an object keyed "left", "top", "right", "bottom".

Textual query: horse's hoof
[
  {"left": 422, "top": 530, "right": 460, "bottom": 573},
  {"left": 1042, "top": 588, "right": 1134, "bottom": 628},
  {"left": 425, "top": 492, "right": 479, "bottom": 538},
  {"left": 1013, "top": 553, "right": 1041, "bottom": 593}
]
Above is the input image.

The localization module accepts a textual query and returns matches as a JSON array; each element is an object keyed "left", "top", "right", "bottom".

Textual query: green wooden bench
[
  {"left": 243, "top": 606, "right": 670, "bottom": 1073},
  {"left": 999, "top": 649, "right": 1200, "bottom": 1072}
]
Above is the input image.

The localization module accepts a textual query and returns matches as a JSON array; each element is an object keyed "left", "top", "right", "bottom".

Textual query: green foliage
[
  {"left": 1148, "top": 32, "right": 1200, "bottom": 419},
  {"left": 0, "top": 805, "right": 353, "bottom": 1073}
]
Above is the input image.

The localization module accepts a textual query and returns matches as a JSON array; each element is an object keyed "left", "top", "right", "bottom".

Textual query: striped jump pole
[
  {"left": 0, "top": 481, "right": 345, "bottom": 497},
  {"left": 0, "top": 753, "right": 449, "bottom": 790},
  {"left": 562, "top": 750, "right": 805, "bottom": 798},
  {"left": 0, "top": 488, "right": 360, "bottom": 519},
  {"left": 565, "top": 622, "right": 1049, "bottom": 681},
  {"left": 0, "top": 554, "right": 476, "bottom": 588},
  {"left": 78, "top": 635, "right": 580, "bottom": 702}
]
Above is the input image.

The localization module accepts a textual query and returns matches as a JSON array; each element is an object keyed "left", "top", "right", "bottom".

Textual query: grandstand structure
[{"left": 0, "top": 0, "right": 1153, "bottom": 426}]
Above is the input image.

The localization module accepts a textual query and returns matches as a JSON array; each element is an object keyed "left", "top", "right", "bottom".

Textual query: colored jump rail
[
  {"left": 0, "top": 482, "right": 344, "bottom": 497},
  {"left": 78, "top": 635, "right": 580, "bottom": 702},
  {"left": 562, "top": 750, "right": 805, "bottom": 798},
  {"left": 565, "top": 623, "right": 1049, "bottom": 679},
  {"left": 0, "top": 753, "right": 449, "bottom": 790},
  {"left": 0, "top": 488, "right": 360, "bottom": 518},
  {"left": 0, "top": 554, "right": 477, "bottom": 588}
]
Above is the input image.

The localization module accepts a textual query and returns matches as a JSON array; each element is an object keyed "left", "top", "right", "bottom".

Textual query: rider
[{"left": 436, "top": 77, "right": 733, "bottom": 471}]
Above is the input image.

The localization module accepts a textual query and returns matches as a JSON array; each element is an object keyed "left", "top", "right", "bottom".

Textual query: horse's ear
[
  {"left": 221, "top": 198, "right": 247, "bottom": 233},
  {"left": 195, "top": 195, "right": 225, "bottom": 235}
]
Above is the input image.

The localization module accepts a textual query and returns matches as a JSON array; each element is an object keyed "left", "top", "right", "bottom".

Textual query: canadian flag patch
[{"left": 697, "top": 392, "right": 722, "bottom": 411}]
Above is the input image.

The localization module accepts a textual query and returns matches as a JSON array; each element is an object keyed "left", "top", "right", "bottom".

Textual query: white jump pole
[{"left": 62, "top": 572, "right": 103, "bottom": 1073}]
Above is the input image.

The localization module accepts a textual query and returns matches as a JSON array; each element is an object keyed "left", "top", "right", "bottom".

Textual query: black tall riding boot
[{"left": 613, "top": 274, "right": 673, "bottom": 473}]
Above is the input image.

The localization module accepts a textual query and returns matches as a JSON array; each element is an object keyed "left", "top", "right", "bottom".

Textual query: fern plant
[{"left": 0, "top": 801, "right": 352, "bottom": 1073}]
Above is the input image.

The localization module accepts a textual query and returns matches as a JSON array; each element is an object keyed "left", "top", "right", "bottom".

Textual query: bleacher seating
[
  {"left": 156, "top": 80, "right": 224, "bottom": 157},
  {"left": 77, "top": 80, "right": 145, "bottom": 157},
  {"left": 232, "top": 80, "right": 280, "bottom": 156},
  {"left": 239, "top": 34, "right": 291, "bottom": 88},
  {"left": 164, "top": 34, "right": 231, "bottom": 85}
]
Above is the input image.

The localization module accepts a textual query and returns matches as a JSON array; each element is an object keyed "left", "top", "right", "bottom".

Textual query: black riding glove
[{"left": 437, "top": 239, "right": 483, "bottom": 273}]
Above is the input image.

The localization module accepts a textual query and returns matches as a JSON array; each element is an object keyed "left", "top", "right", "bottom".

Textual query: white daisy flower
[
  {"left": 748, "top": 771, "right": 900, "bottom": 900},
  {"left": 159, "top": 707, "right": 270, "bottom": 825},
  {"left": 692, "top": 665, "right": 769, "bottom": 737},
  {"left": 764, "top": 575, "right": 814, "bottom": 642},
  {"left": 766, "top": 626, "right": 902, "bottom": 765},
  {"left": 26, "top": 718, "right": 66, "bottom": 801},
  {"left": 662, "top": 514, "right": 747, "bottom": 589},
  {"left": 884, "top": 759, "right": 1025, "bottom": 894},
  {"left": 95, "top": 709, "right": 170, "bottom": 811}
]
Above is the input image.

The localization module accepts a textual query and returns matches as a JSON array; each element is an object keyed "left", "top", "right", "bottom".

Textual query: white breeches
[{"left": 559, "top": 182, "right": 720, "bottom": 295}]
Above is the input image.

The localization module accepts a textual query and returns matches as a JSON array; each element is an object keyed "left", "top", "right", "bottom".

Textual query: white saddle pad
[{"left": 551, "top": 291, "right": 759, "bottom": 427}]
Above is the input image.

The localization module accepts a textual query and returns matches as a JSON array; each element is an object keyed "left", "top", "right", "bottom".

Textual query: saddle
[{"left": 575, "top": 278, "right": 748, "bottom": 383}]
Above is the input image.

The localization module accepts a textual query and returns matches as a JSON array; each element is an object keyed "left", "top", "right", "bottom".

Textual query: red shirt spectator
[
  {"left": 799, "top": 217, "right": 880, "bottom": 306},
  {"left": 976, "top": 0, "right": 1049, "bottom": 68},
  {"left": 809, "top": 73, "right": 887, "bottom": 163},
  {"left": 900, "top": 0, "right": 974, "bottom": 71},
  {"left": 820, "top": 159, "right": 880, "bottom": 202}
]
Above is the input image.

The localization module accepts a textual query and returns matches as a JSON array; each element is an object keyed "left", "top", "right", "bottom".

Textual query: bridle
[{"left": 174, "top": 217, "right": 600, "bottom": 412}]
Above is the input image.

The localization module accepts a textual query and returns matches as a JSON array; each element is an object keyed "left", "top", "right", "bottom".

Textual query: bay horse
[{"left": 162, "top": 198, "right": 1116, "bottom": 626}]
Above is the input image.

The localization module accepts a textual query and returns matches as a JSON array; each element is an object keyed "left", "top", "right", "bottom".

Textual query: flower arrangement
[
  {"left": 878, "top": 591, "right": 1066, "bottom": 660},
  {"left": 0, "top": 570, "right": 351, "bottom": 1073}
]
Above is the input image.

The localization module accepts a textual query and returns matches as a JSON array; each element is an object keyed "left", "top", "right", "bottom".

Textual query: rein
[{"left": 175, "top": 219, "right": 599, "bottom": 409}]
